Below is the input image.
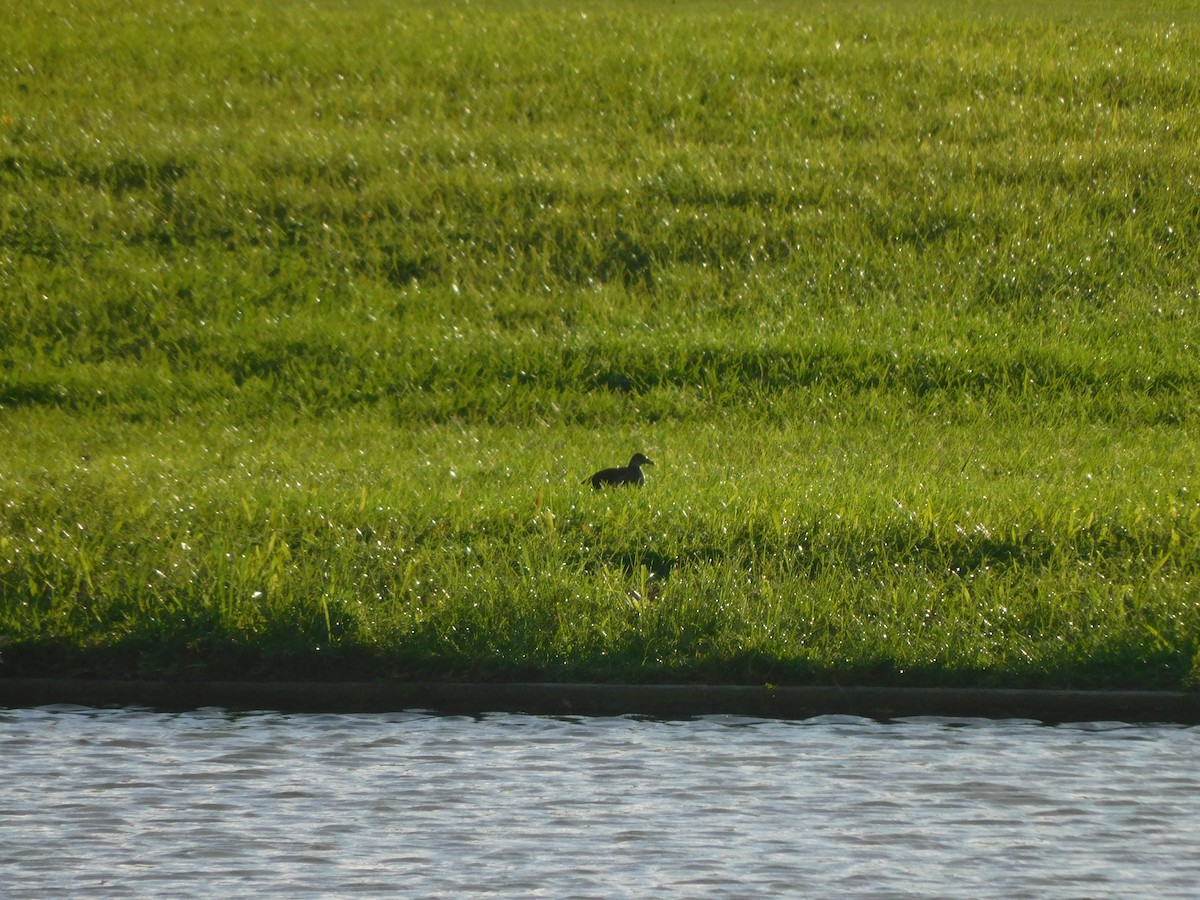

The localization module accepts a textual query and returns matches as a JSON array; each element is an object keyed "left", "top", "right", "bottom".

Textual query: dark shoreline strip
[{"left": 1, "top": 679, "right": 1198, "bottom": 723}]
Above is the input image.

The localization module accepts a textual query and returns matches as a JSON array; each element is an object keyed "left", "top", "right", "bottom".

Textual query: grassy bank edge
[
  {"left": 2, "top": 632, "right": 1195, "bottom": 693},
  {"left": 1, "top": 678, "right": 1197, "bottom": 724}
]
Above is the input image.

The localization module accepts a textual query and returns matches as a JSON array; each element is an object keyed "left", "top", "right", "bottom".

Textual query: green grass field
[{"left": 3, "top": 0, "right": 1200, "bottom": 688}]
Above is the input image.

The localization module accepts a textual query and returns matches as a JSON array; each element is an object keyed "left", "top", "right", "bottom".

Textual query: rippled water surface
[{"left": 3, "top": 707, "right": 1199, "bottom": 897}]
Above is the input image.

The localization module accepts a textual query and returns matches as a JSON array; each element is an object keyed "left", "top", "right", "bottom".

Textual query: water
[{"left": 2, "top": 707, "right": 1198, "bottom": 898}]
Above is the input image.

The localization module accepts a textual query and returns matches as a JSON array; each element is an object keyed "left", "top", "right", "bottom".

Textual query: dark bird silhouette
[{"left": 585, "top": 453, "right": 654, "bottom": 489}]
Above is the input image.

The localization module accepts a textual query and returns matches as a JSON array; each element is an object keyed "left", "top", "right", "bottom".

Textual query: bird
[{"left": 584, "top": 453, "right": 654, "bottom": 489}]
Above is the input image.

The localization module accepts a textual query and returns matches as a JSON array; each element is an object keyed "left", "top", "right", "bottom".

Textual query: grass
[{"left": 2, "top": 0, "right": 1200, "bottom": 688}]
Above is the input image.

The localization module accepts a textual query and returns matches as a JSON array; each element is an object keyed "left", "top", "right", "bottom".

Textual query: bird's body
[{"left": 585, "top": 453, "right": 654, "bottom": 489}]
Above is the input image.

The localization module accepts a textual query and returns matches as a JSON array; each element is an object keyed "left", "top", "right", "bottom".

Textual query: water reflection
[{"left": 3, "top": 708, "right": 1199, "bottom": 897}]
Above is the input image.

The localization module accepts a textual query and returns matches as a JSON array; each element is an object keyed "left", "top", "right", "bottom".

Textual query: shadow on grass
[{"left": 1, "top": 633, "right": 1193, "bottom": 692}]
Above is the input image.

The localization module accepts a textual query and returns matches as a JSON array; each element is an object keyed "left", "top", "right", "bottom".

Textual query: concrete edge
[{"left": 1, "top": 679, "right": 1198, "bottom": 723}]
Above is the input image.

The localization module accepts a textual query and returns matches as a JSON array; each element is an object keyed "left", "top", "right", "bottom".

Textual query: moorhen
[{"left": 585, "top": 453, "right": 654, "bottom": 489}]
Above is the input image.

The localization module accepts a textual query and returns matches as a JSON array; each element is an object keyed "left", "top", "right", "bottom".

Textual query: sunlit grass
[{"left": 2, "top": 0, "right": 1199, "bottom": 687}]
